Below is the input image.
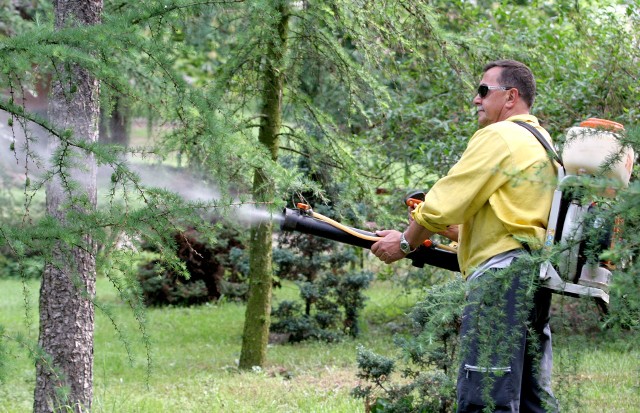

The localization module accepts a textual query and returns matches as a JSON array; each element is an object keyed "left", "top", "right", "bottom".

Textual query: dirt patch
[{"left": 266, "top": 364, "right": 361, "bottom": 391}]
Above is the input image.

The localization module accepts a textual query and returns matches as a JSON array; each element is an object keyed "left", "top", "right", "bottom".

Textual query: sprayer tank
[{"left": 562, "top": 118, "right": 634, "bottom": 186}]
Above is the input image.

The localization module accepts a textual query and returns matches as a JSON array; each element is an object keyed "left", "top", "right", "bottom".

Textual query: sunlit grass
[{"left": 0, "top": 277, "right": 638, "bottom": 412}]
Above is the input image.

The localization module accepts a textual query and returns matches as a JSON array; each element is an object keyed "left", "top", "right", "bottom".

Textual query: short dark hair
[{"left": 483, "top": 60, "right": 536, "bottom": 108}]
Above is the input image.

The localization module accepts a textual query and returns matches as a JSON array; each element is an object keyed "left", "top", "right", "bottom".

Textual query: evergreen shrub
[
  {"left": 137, "top": 221, "right": 248, "bottom": 306},
  {"left": 0, "top": 254, "right": 43, "bottom": 279},
  {"left": 271, "top": 270, "right": 373, "bottom": 343},
  {"left": 353, "top": 277, "right": 466, "bottom": 413}
]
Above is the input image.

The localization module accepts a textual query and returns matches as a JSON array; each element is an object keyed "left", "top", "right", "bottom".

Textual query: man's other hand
[{"left": 371, "top": 230, "right": 405, "bottom": 264}]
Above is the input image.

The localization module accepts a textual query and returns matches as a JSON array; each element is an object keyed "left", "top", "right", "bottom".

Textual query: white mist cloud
[{"left": 0, "top": 110, "right": 282, "bottom": 227}]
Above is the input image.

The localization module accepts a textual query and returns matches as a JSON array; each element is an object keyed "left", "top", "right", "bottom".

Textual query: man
[{"left": 371, "top": 60, "right": 559, "bottom": 412}]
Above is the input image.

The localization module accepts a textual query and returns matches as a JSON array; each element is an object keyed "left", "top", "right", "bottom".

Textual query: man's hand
[
  {"left": 372, "top": 221, "right": 435, "bottom": 265},
  {"left": 371, "top": 230, "right": 405, "bottom": 264}
]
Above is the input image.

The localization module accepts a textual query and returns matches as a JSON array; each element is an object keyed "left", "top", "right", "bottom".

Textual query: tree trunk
[
  {"left": 109, "top": 96, "right": 130, "bottom": 146},
  {"left": 239, "top": 1, "right": 289, "bottom": 370},
  {"left": 34, "top": 1, "right": 102, "bottom": 412},
  {"left": 99, "top": 96, "right": 131, "bottom": 146}
]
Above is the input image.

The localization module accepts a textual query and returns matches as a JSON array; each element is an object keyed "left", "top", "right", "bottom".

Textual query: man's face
[{"left": 473, "top": 67, "right": 510, "bottom": 128}]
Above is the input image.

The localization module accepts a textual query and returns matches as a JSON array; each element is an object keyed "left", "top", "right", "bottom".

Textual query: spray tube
[{"left": 280, "top": 201, "right": 460, "bottom": 272}]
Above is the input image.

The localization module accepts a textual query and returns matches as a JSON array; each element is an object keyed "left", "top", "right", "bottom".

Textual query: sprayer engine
[{"left": 538, "top": 118, "right": 633, "bottom": 309}]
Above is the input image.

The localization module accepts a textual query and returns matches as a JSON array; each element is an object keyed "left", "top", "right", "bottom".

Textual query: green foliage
[
  {"left": 601, "top": 127, "right": 640, "bottom": 331},
  {"left": 154, "top": 0, "right": 404, "bottom": 203},
  {"left": 0, "top": 1, "right": 52, "bottom": 38},
  {"left": 0, "top": 1, "right": 276, "bottom": 387},
  {"left": 353, "top": 277, "right": 466, "bottom": 412},
  {"left": 137, "top": 260, "right": 208, "bottom": 307},
  {"left": 271, "top": 270, "right": 373, "bottom": 342},
  {"left": 0, "top": 0, "right": 638, "bottom": 404},
  {"left": 606, "top": 269, "right": 640, "bottom": 330},
  {"left": 0, "top": 253, "right": 43, "bottom": 279},
  {"left": 336, "top": 270, "right": 374, "bottom": 336},
  {"left": 357, "top": 0, "right": 640, "bottom": 219},
  {"left": 136, "top": 222, "right": 248, "bottom": 307},
  {"left": 353, "top": 344, "right": 395, "bottom": 386}
]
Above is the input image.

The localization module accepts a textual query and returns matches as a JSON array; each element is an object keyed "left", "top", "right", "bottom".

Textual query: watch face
[{"left": 400, "top": 239, "right": 411, "bottom": 254}]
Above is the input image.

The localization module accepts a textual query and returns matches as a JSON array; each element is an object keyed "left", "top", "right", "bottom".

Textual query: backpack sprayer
[
  {"left": 280, "top": 118, "right": 633, "bottom": 309},
  {"left": 539, "top": 118, "right": 634, "bottom": 307}
]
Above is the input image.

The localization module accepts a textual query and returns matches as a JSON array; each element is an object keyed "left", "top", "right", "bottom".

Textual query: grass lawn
[{"left": 0, "top": 277, "right": 638, "bottom": 412}]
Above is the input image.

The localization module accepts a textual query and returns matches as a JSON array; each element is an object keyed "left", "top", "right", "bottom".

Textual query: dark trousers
[{"left": 456, "top": 263, "right": 559, "bottom": 413}]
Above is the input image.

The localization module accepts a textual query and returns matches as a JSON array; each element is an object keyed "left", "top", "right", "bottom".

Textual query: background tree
[
  {"left": 0, "top": 0, "right": 637, "bottom": 409},
  {"left": 99, "top": 96, "right": 131, "bottom": 147},
  {"left": 0, "top": 0, "right": 285, "bottom": 407},
  {"left": 33, "top": 0, "right": 103, "bottom": 411},
  {"left": 167, "top": 0, "right": 475, "bottom": 369},
  {"left": 238, "top": 0, "right": 291, "bottom": 369}
]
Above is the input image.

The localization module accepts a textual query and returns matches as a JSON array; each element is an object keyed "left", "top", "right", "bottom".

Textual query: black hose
[{"left": 280, "top": 208, "right": 377, "bottom": 249}]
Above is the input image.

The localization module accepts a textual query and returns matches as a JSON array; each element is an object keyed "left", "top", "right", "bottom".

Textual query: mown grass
[
  {"left": 0, "top": 277, "right": 638, "bottom": 412},
  {"left": 0, "top": 277, "right": 420, "bottom": 413}
]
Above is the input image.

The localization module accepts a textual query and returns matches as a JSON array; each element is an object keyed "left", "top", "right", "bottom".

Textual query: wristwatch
[{"left": 399, "top": 232, "right": 413, "bottom": 255}]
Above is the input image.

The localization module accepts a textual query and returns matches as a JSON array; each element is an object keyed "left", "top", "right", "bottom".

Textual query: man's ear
[{"left": 505, "top": 88, "right": 519, "bottom": 108}]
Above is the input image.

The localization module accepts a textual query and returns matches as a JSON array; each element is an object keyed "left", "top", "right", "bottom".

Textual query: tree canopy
[{"left": 0, "top": 0, "right": 638, "bottom": 410}]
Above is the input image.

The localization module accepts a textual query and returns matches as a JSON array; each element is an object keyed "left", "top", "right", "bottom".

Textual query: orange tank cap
[{"left": 579, "top": 118, "right": 624, "bottom": 131}]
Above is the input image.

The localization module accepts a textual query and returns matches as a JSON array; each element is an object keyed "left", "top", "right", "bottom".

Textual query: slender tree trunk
[
  {"left": 239, "top": 1, "right": 289, "bottom": 369},
  {"left": 34, "top": 1, "right": 102, "bottom": 412},
  {"left": 109, "top": 96, "right": 130, "bottom": 146},
  {"left": 99, "top": 96, "right": 131, "bottom": 146}
]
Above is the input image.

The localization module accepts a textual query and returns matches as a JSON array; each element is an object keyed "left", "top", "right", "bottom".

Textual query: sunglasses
[{"left": 477, "top": 84, "right": 513, "bottom": 98}]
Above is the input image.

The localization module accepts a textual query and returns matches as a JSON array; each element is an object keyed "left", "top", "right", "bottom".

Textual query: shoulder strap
[{"left": 512, "top": 120, "right": 563, "bottom": 167}]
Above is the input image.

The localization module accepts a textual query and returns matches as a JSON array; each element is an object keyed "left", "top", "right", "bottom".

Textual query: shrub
[
  {"left": 137, "top": 222, "right": 247, "bottom": 306},
  {"left": 271, "top": 270, "right": 373, "bottom": 342},
  {"left": 353, "top": 277, "right": 465, "bottom": 413},
  {"left": 0, "top": 253, "right": 44, "bottom": 279}
]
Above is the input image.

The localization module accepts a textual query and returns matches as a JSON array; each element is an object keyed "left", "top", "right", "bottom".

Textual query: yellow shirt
[{"left": 412, "top": 115, "right": 556, "bottom": 277}]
